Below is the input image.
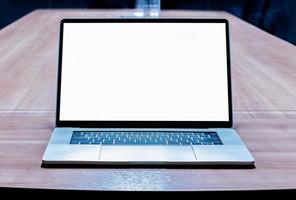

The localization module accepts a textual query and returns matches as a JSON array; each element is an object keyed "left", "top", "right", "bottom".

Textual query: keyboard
[{"left": 70, "top": 131, "right": 223, "bottom": 145}]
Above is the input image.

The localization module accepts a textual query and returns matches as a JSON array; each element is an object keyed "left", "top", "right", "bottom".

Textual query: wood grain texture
[
  {"left": 0, "top": 114, "right": 296, "bottom": 191},
  {"left": 0, "top": 9, "right": 295, "bottom": 112},
  {"left": 0, "top": 9, "right": 296, "bottom": 191}
]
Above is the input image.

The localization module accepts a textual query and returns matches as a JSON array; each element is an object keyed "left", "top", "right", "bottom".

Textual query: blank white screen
[{"left": 60, "top": 22, "right": 229, "bottom": 121}]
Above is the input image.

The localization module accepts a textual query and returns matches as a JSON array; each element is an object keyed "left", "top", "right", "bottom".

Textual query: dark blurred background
[{"left": 0, "top": 0, "right": 295, "bottom": 44}]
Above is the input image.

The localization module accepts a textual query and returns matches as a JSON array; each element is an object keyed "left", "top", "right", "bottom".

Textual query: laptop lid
[{"left": 56, "top": 18, "right": 232, "bottom": 128}]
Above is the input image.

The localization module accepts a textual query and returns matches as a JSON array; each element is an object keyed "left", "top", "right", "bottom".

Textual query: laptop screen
[{"left": 58, "top": 20, "right": 231, "bottom": 126}]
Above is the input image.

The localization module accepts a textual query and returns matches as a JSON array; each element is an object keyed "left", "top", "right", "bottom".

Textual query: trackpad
[{"left": 100, "top": 146, "right": 196, "bottom": 162}]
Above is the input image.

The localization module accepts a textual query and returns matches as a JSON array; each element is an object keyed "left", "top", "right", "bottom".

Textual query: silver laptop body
[{"left": 42, "top": 18, "right": 255, "bottom": 166}]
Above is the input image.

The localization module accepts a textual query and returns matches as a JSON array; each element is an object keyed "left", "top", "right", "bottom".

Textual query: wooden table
[{"left": 0, "top": 9, "right": 296, "bottom": 192}]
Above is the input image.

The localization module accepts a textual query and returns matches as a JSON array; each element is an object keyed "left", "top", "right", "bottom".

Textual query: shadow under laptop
[{"left": 41, "top": 163, "right": 256, "bottom": 169}]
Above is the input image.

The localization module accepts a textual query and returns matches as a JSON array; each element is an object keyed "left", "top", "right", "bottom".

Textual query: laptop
[{"left": 42, "top": 18, "right": 255, "bottom": 166}]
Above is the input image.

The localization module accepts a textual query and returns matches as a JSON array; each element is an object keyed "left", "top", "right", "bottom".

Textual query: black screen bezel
[{"left": 56, "top": 18, "right": 233, "bottom": 128}]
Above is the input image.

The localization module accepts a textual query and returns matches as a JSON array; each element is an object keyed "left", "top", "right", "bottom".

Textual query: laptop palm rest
[{"left": 100, "top": 146, "right": 196, "bottom": 162}]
